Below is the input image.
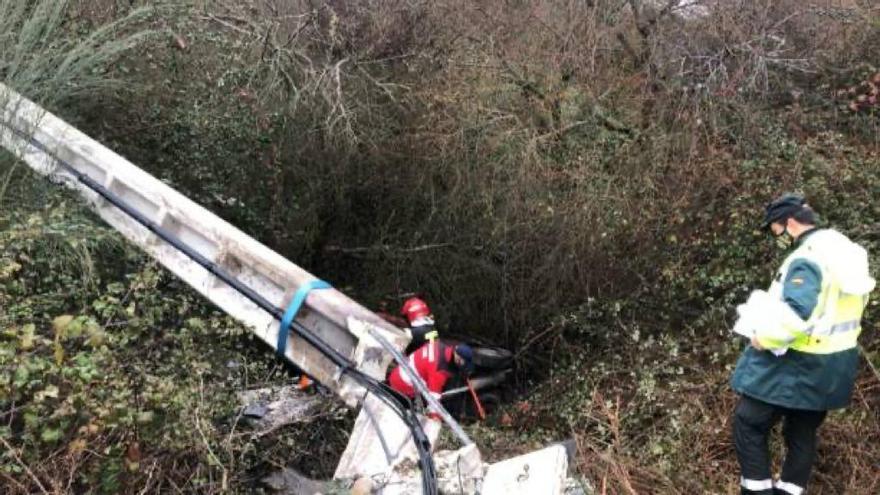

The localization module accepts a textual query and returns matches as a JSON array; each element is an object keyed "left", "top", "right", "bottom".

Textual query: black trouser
[{"left": 733, "top": 395, "right": 827, "bottom": 495}]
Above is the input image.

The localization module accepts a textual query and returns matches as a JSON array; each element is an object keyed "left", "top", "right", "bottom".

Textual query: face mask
[{"left": 774, "top": 227, "right": 793, "bottom": 250}]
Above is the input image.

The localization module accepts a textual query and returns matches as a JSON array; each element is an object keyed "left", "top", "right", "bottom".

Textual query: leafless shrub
[
  {"left": 200, "top": 0, "right": 450, "bottom": 147},
  {"left": 643, "top": 0, "right": 879, "bottom": 103},
  {"left": 162, "top": 0, "right": 880, "bottom": 346}
]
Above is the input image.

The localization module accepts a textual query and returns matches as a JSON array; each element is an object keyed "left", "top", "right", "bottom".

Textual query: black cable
[
  {"left": 356, "top": 376, "right": 437, "bottom": 493},
  {"left": 4, "top": 122, "right": 437, "bottom": 493}
]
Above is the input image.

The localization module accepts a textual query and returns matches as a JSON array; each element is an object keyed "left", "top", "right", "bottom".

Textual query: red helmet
[{"left": 401, "top": 297, "right": 432, "bottom": 325}]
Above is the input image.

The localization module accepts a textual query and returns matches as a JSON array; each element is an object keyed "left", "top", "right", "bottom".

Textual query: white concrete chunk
[
  {"left": 334, "top": 394, "right": 441, "bottom": 482},
  {"left": 481, "top": 445, "right": 569, "bottom": 495},
  {"left": 434, "top": 444, "right": 484, "bottom": 494}
]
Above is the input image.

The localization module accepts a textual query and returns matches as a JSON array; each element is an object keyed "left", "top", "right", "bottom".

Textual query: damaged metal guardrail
[
  {"left": 0, "top": 86, "right": 407, "bottom": 405},
  {"left": 0, "top": 83, "right": 447, "bottom": 492},
  {"left": 0, "top": 83, "right": 574, "bottom": 494}
]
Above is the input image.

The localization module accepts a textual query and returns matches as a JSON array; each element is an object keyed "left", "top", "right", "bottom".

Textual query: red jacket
[{"left": 388, "top": 340, "right": 456, "bottom": 404}]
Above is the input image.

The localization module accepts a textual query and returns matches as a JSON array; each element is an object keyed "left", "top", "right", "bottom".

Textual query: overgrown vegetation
[
  {"left": 0, "top": 187, "right": 353, "bottom": 492},
  {"left": 2, "top": 0, "right": 880, "bottom": 493}
]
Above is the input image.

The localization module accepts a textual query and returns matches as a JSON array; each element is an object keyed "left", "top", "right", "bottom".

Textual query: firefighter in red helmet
[{"left": 400, "top": 296, "right": 439, "bottom": 352}]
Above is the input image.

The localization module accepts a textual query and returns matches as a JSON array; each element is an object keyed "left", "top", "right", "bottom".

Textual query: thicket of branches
[{"left": 165, "top": 0, "right": 879, "bottom": 344}]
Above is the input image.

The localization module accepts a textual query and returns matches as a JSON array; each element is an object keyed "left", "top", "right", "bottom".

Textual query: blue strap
[{"left": 276, "top": 280, "right": 332, "bottom": 357}]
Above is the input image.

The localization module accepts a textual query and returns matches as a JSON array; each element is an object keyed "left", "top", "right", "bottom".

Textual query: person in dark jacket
[{"left": 730, "top": 194, "right": 875, "bottom": 494}]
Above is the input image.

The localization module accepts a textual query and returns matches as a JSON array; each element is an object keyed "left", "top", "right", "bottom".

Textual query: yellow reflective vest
[{"left": 732, "top": 228, "right": 875, "bottom": 410}]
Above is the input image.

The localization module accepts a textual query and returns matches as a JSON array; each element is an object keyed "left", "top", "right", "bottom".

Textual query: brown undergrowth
[{"left": 477, "top": 321, "right": 880, "bottom": 494}]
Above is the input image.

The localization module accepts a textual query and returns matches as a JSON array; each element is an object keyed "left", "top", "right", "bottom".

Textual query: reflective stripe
[
  {"left": 827, "top": 319, "right": 859, "bottom": 335},
  {"left": 741, "top": 477, "right": 773, "bottom": 491},
  {"left": 804, "top": 319, "right": 860, "bottom": 337},
  {"left": 399, "top": 355, "right": 417, "bottom": 386},
  {"left": 428, "top": 341, "right": 435, "bottom": 362},
  {"left": 774, "top": 480, "right": 804, "bottom": 495},
  {"left": 411, "top": 316, "right": 434, "bottom": 327},
  {"left": 792, "top": 325, "right": 861, "bottom": 354}
]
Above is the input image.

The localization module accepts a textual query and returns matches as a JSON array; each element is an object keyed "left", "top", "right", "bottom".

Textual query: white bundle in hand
[
  {"left": 733, "top": 290, "right": 769, "bottom": 338},
  {"left": 732, "top": 290, "right": 808, "bottom": 356}
]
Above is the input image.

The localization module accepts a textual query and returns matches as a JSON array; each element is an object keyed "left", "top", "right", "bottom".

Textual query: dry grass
[{"left": 490, "top": 326, "right": 880, "bottom": 494}]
